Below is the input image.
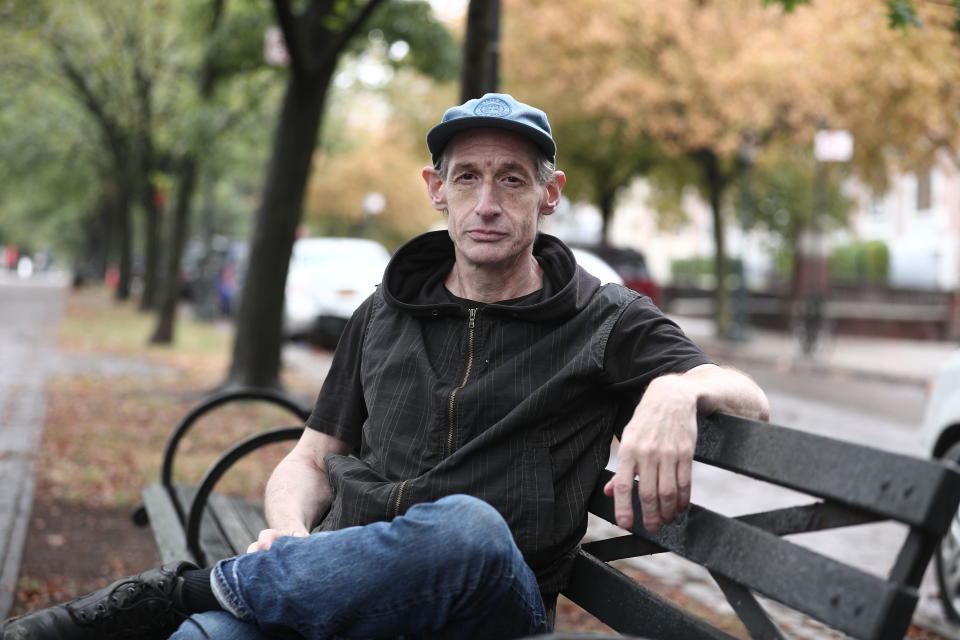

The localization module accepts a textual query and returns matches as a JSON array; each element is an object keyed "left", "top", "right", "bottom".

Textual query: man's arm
[
  {"left": 604, "top": 363, "right": 769, "bottom": 532},
  {"left": 247, "top": 428, "right": 352, "bottom": 553}
]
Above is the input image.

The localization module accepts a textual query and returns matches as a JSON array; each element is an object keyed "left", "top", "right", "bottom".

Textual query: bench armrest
[
  {"left": 183, "top": 426, "right": 303, "bottom": 565},
  {"left": 160, "top": 388, "right": 310, "bottom": 524}
]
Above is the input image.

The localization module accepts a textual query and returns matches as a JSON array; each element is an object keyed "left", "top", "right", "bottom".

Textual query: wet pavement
[{"left": 0, "top": 272, "right": 67, "bottom": 618}]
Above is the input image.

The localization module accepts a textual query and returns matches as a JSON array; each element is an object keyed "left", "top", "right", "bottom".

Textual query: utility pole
[{"left": 460, "top": 0, "right": 500, "bottom": 100}]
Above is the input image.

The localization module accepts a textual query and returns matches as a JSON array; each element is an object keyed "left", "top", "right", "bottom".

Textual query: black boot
[{"left": 2, "top": 561, "right": 198, "bottom": 639}]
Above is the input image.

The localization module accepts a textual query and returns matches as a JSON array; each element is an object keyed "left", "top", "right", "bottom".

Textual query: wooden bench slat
[
  {"left": 564, "top": 550, "right": 737, "bottom": 639},
  {"left": 143, "top": 485, "right": 270, "bottom": 566},
  {"left": 583, "top": 502, "right": 885, "bottom": 563},
  {"left": 140, "top": 484, "right": 196, "bottom": 565},
  {"left": 173, "top": 485, "right": 235, "bottom": 565},
  {"left": 711, "top": 572, "right": 787, "bottom": 640},
  {"left": 588, "top": 493, "right": 916, "bottom": 640},
  {"left": 698, "top": 414, "right": 960, "bottom": 532},
  {"left": 207, "top": 494, "right": 267, "bottom": 559}
]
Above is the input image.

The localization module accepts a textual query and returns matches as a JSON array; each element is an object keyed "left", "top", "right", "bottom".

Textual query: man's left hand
[
  {"left": 604, "top": 374, "right": 697, "bottom": 532},
  {"left": 603, "top": 364, "right": 769, "bottom": 532}
]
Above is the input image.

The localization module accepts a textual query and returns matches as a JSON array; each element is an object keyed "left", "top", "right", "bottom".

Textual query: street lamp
[
  {"left": 730, "top": 138, "right": 756, "bottom": 342},
  {"left": 362, "top": 192, "right": 386, "bottom": 237},
  {"left": 795, "top": 127, "right": 854, "bottom": 356}
]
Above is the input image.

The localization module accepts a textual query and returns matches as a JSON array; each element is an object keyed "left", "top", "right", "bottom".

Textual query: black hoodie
[{"left": 307, "top": 230, "right": 710, "bottom": 598}]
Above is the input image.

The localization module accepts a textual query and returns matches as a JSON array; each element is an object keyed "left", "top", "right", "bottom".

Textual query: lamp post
[
  {"left": 361, "top": 192, "right": 385, "bottom": 238},
  {"left": 730, "top": 139, "right": 755, "bottom": 342},
  {"left": 796, "top": 127, "right": 853, "bottom": 356}
]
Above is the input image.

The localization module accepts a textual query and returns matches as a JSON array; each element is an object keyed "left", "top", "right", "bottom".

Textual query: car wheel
[{"left": 936, "top": 441, "right": 960, "bottom": 622}]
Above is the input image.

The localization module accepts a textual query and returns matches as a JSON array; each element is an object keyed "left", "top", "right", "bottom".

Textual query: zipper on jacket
[
  {"left": 391, "top": 479, "right": 408, "bottom": 518},
  {"left": 446, "top": 308, "right": 478, "bottom": 458}
]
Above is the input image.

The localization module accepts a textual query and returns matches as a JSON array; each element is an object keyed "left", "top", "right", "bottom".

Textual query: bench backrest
[{"left": 563, "top": 412, "right": 960, "bottom": 640}]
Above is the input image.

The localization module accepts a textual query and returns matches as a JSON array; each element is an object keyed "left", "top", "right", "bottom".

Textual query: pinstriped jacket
[{"left": 307, "top": 231, "right": 710, "bottom": 598}]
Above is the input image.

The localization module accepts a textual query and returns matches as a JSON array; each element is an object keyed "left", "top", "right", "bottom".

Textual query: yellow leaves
[
  {"left": 503, "top": 0, "right": 960, "bottom": 174},
  {"left": 304, "top": 120, "right": 439, "bottom": 242}
]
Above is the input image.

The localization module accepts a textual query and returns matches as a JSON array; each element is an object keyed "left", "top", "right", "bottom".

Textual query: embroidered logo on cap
[{"left": 474, "top": 97, "right": 511, "bottom": 117}]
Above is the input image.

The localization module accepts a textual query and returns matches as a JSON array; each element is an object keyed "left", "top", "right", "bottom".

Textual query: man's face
[{"left": 423, "top": 128, "right": 564, "bottom": 272}]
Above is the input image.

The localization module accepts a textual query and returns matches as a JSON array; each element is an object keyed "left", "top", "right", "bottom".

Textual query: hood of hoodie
[{"left": 381, "top": 230, "right": 601, "bottom": 323}]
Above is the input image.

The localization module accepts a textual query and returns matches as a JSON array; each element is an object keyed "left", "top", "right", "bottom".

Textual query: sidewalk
[
  {"left": 672, "top": 315, "right": 959, "bottom": 387},
  {"left": 0, "top": 273, "right": 67, "bottom": 619}
]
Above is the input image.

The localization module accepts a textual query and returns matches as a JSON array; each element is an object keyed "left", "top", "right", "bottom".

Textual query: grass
[
  {"left": 42, "top": 287, "right": 316, "bottom": 510},
  {"left": 58, "top": 288, "right": 231, "bottom": 357}
]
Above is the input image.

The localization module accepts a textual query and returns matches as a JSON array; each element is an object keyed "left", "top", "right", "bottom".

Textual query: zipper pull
[{"left": 468, "top": 308, "right": 477, "bottom": 329}]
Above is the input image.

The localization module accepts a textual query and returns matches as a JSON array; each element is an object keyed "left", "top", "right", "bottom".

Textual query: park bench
[{"left": 135, "top": 388, "right": 960, "bottom": 640}]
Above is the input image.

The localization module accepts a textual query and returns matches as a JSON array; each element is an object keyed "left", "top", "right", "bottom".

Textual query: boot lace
[{"left": 73, "top": 575, "right": 193, "bottom": 640}]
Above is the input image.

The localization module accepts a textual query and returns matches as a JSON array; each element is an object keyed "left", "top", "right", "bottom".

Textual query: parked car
[
  {"left": 179, "top": 238, "right": 249, "bottom": 317},
  {"left": 570, "top": 247, "right": 623, "bottom": 286},
  {"left": 573, "top": 245, "right": 661, "bottom": 307},
  {"left": 284, "top": 237, "right": 391, "bottom": 348},
  {"left": 920, "top": 349, "right": 960, "bottom": 621}
]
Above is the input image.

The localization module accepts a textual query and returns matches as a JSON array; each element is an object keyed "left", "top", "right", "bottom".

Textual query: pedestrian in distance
[{"left": 2, "top": 92, "right": 769, "bottom": 640}]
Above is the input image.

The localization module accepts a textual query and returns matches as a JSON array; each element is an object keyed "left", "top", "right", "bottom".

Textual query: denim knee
[
  {"left": 169, "top": 611, "right": 264, "bottom": 639},
  {"left": 425, "top": 495, "right": 517, "bottom": 566}
]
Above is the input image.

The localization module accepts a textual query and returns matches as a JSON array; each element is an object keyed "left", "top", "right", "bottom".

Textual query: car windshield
[{"left": 293, "top": 241, "right": 389, "bottom": 268}]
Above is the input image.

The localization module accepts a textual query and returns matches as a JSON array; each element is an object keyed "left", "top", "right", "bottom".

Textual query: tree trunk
[
  {"left": 460, "top": 0, "right": 500, "bottom": 100},
  {"left": 226, "top": 70, "right": 331, "bottom": 389},
  {"left": 598, "top": 188, "right": 616, "bottom": 244},
  {"left": 709, "top": 182, "right": 729, "bottom": 339},
  {"left": 139, "top": 181, "right": 163, "bottom": 310},
  {"left": 114, "top": 178, "right": 134, "bottom": 301},
  {"left": 151, "top": 159, "right": 196, "bottom": 344},
  {"left": 695, "top": 150, "right": 731, "bottom": 339},
  {"left": 150, "top": 0, "right": 225, "bottom": 343}
]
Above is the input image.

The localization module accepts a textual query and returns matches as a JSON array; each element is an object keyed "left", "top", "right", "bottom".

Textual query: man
[{"left": 3, "top": 93, "right": 768, "bottom": 640}]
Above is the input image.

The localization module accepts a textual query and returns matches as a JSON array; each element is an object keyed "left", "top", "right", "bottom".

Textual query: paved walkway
[
  {"left": 672, "top": 315, "right": 958, "bottom": 387},
  {"left": 0, "top": 273, "right": 67, "bottom": 618}
]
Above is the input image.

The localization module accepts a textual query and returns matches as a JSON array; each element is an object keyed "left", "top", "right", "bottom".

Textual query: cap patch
[{"left": 474, "top": 97, "right": 511, "bottom": 117}]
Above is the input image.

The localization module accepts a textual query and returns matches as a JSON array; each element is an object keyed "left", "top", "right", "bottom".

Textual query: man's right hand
[
  {"left": 246, "top": 527, "right": 309, "bottom": 554},
  {"left": 252, "top": 429, "right": 351, "bottom": 554}
]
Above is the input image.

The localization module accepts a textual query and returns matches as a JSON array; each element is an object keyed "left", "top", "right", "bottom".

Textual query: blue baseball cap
[{"left": 426, "top": 93, "right": 556, "bottom": 165}]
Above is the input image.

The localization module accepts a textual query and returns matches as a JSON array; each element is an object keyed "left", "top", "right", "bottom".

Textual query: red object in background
[
  {"left": 582, "top": 245, "right": 662, "bottom": 308},
  {"left": 622, "top": 274, "right": 662, "bottom": 308},
  {"left": 105, "top": 266, "right": 120, "bottom": 290},
  {"left": 3, "top": 246, "right": 18, "bottom": 271}
]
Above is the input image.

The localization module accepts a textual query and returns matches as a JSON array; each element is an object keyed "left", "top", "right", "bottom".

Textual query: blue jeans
[{"left": 170, "top": 495, "right": 549, "bottom": 640}]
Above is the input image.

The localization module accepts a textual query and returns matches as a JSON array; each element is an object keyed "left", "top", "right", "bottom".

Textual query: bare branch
[
  {"left": 49, "top": 39, "right": 127, "bottom": 158},
  {"left": 328, "top": 0, "right": 386, "bottom": 57},
  {"left": 198, "top": 0, "right": 227, "bottom": 97}
]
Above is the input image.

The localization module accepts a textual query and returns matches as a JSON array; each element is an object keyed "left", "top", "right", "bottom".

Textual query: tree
[
  {"left": 507, "top": 0, "right": 830, "bottom": 336},
  {"left": 735, "top": 145, "right": 854, "bottom": 290},
  {"left": 150, "top": 0, "right": 278, "bottom": 344},
  {"left": 0, "top": 77, "right": 101, "bottom": 265},
  {"left": 226, "top": 0, "right": 455, "bottom": 388},
  {"left": 506, "top": 0, "right": 960, "bottom": 337},
  {"left": 303, "top": 118, "right": 442, "bottom": 248},
  {"left": 765, "top": 0, "right": 960, "bottom": 35},
  {"left": 2, "top": 0, "right": 181, "bottom": 302}
]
